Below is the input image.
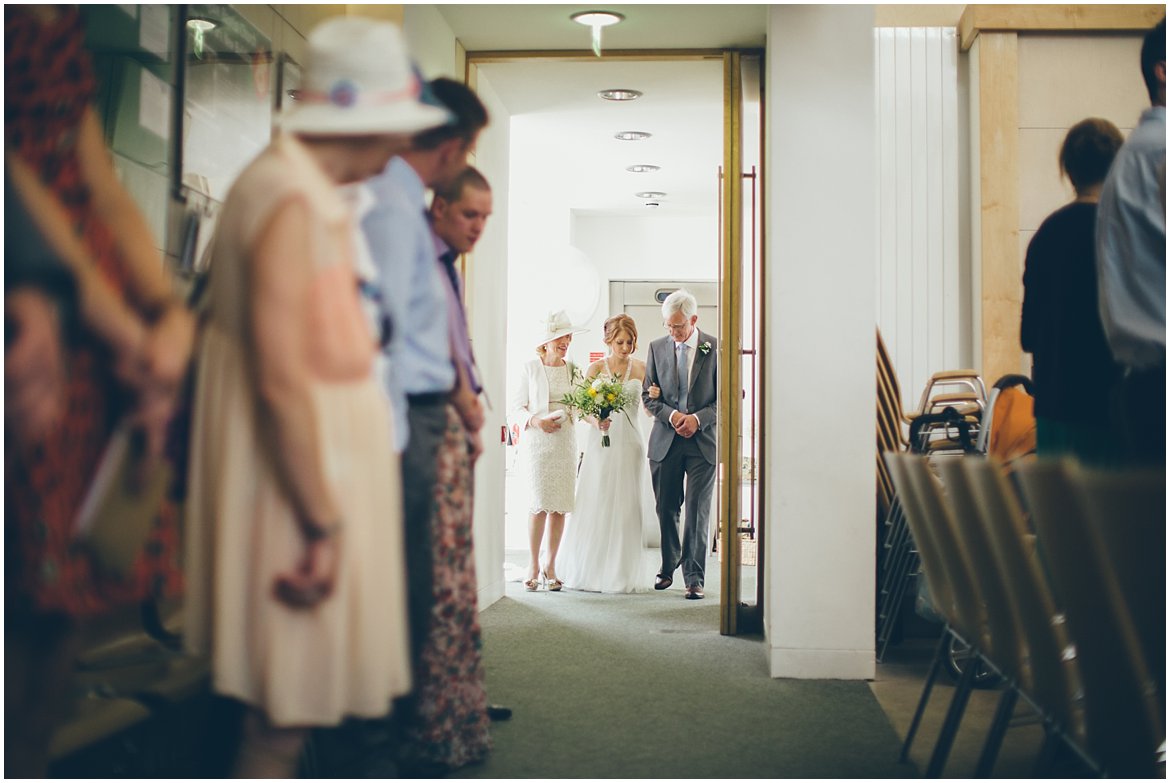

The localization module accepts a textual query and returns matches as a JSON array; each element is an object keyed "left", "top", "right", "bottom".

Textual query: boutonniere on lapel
[{"left": 698, "top": 341, "right": 712, "bottom": 356}]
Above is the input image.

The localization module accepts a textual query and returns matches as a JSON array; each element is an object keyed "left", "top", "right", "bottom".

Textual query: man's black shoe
[{"left": 487, "top": 704, "right": 513, "bottom": 721}]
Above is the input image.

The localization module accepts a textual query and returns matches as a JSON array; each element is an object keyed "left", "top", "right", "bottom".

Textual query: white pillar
[
  {"left": 764, "top": 4, "right": 877, "bottom": 679},
  {"left": 467, "top": 74, "right": 511, "bottom": 609}
]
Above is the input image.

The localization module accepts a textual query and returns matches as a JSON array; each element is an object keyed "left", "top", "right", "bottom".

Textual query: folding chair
[
  {"left": 887, "top": 453, "right": 990, "bottom": 776},
  {"left": 1016, "top": 460, "right": 1163, "bottom": 778},
  {"left": 1075, "top": 465, "right": 1166, "bottom": 713},
  {"left": 964, "top": 458, "right": 1089, "bottom": 776}
]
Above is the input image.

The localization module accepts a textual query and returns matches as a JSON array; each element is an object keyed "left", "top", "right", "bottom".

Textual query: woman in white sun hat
[
  {"left": 508, "top": 310, "right": 587, "bottom": 592},
  {"left": 183, "top": 17, "right": 449, "bottom": 776}
]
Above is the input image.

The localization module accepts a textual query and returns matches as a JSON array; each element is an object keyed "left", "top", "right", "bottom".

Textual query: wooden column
[
  {"left": 719, "top": 51, "right": 744, "bottom": 636},
  {"left": 974, "top": 32, "right": 1021, "bottom": 385}
]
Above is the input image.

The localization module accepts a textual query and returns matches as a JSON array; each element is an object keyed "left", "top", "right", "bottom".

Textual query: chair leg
[
  {"left": 1030, "top": 725, "right": 1061, "bottom": 777},
  {"left": 926, "top": 648, "right": 977, "bottom": 777},
  {"left": 974, "top": 685, "right": 1017, "bottom": 777},
  {"left": 900, "top": 629, "right": 948, "bottom": 762},
  {"left": 878, "top": 552, "right": 916, "bottom": 661}
]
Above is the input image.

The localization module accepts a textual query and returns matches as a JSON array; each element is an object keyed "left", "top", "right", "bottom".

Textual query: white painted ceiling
[
  {"left": 435, "top": 4, "right": 769, "bottom": 217},
  {"left": 435, "top": 5, "right": 768, "bottom": 52}
]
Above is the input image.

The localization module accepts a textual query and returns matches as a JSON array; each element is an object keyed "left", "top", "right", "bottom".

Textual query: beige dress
[{"left": 184, "top": 134, "right": 411, "bottom": 726}]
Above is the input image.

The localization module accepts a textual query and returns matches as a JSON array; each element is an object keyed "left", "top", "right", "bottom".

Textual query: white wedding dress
[{"left": 560, "top": 360, "right": 658, "bottom": 593}]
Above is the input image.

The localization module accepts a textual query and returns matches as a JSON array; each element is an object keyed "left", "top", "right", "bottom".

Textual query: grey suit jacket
[{"left": 642, "top": 331, "right": 717, "bottom": 465}]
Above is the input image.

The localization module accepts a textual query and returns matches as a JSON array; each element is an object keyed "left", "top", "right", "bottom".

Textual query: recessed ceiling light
[
  {"left": 626, "top": 164, "right": 660, "bottom": 174},
  {"left": 614, "top": 131, "right": 651, "bottom": 141},
  {"left": 635, "top": 191, "right": 667, "bottom": 199},
  {"left": 598, "top": 88, "right": 642, "bottom": 102}
]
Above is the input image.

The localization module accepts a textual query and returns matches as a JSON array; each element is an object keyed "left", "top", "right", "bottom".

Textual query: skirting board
[
  {"left": 478, "top": 580, "right": 505, "bottom": 610},
  {"left": 769, "top": 646, "right": 875, "bottom": 680}
]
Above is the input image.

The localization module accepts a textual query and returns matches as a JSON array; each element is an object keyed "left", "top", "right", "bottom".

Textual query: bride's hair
[{"left": 603, "top": 314, "right": 638, "bottom": 352}]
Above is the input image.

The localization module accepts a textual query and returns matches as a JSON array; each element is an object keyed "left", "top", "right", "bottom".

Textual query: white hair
[{"left": 661, "top": 288, "right": 698, "bottom": 320}]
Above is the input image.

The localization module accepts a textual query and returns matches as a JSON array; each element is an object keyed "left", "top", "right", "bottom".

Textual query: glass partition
[
  {"left": 181, "top": 4, "right": 273, "bottom": 203},
  {"left": 83, "top": 5, "right": 180, "bottom": 252}
]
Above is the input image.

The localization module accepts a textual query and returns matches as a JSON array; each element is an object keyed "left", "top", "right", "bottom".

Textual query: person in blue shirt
[
  {"left": 361, "top": 78, "right": 488, "bottom": 753},
  {"left": 1095, "top": 17, "right": 1165, "bottom": 466}
]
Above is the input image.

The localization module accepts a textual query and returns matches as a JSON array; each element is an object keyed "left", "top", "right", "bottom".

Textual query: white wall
[
  {"left": 467, "top": 71, "right": 511, "bottom": 609},
  {"left": 765, "top": 4, "right": 876, "bottom": 679},
  {"left": 875, "top": 27, "right": 970, "bottom": 408},
  {"left": 570, "top": 212, "right": 718, "bottom": 358},
  {"left": 502, "top": 135, "right": 719, "bottom": 394},
  {"left": 402, "top": 4, "right": 461, "bottom": 79},
  {"left": 504, "top": 114, "right": 577, "bottom": 369},
  {"left": 1015, "top": 34, "right": 1148, "bottom": 374}
]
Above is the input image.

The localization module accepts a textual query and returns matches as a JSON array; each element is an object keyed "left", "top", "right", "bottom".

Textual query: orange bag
[{"left": 988, "top": 383, "right": 1037, "bottom": 462}]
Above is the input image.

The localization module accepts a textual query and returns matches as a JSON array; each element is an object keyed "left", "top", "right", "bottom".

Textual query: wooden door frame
[{"left": 464, "top": 48, "right": 766, "bottom": 635}]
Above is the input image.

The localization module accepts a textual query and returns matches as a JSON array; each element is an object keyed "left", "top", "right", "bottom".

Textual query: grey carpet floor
[{"left": 455, "top": 582, "right": 916, "bottom": 779}]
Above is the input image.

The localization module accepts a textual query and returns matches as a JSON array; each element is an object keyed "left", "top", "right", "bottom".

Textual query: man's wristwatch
[{"left": 304, "top": 520, "right": 342, "bottom": 541}]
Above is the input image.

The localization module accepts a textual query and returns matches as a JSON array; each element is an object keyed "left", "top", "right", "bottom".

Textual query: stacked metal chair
[
  {"left": 47, "top": 598, "right": 209, "bottom": 775},
  {"left": 893, "top": 452, "right": 1165, "bottom": 778},
  {"left": 875, "top": 330, "right": 987, "bottom": 661}
]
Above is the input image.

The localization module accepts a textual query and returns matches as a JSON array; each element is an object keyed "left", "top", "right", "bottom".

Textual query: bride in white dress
[{"left": 560, "top": 315, "right": 657, "bottom": 593}]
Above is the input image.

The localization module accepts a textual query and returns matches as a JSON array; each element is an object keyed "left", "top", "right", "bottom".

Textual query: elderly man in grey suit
[{"left": 642, "top": 289, "right": 718, "bottom": 599}]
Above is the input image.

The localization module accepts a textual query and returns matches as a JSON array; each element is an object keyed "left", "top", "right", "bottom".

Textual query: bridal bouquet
[{"left": 561, "top": 372, "right": 638, "bottom": 447}]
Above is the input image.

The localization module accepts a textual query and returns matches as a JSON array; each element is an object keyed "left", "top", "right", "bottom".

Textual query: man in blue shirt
[
  {"left": 428, "top": 166, "right": 513, "bottom": 728},
  {"left": 362, "top": 78, "right": 488, "bottom": 672},
  {"left": 1096, "top": 18, "right": 1165, "bottom": 465}
]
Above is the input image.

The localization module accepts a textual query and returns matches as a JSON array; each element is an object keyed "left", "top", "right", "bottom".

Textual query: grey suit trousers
[
  {"left": 650, "top": 435, "right": 716, "bottom": 588},
  {"left": 401, "top": 398, "right": 448, "bottom": 668}
]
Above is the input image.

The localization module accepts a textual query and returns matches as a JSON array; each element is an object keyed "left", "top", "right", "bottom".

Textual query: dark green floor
[{"left": 455, "top": 580, "right": 914, "bottom": 779}]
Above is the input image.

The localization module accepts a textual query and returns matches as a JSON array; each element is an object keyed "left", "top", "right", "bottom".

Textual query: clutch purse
[{"left": 73, "top": 424, "right": 172, "bottom": 577}]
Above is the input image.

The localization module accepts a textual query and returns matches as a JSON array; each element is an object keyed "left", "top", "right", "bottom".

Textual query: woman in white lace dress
[
  {"left": 508, "top": 311, "right": 585, "bottom": 592},
  {"left": 560, "top": 315, "right": 655, "bottom": 593}
]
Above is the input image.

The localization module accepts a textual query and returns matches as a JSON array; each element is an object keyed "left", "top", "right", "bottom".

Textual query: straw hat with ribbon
[
  {"left": 536, "top": 310, "right": 587, "bottom": 350},
  {"left": 278, "top": 17, "right": 451, "bottom": 137}
]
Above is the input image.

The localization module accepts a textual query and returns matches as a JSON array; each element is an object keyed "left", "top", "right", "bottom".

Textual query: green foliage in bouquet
[{"left": 561, "top": 370, "right": 638, "bottom": 446}]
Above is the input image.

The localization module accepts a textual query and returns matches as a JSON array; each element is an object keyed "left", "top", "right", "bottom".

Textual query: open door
[{"left": 718, "top": 50, "right": 765, "bottom": 635}]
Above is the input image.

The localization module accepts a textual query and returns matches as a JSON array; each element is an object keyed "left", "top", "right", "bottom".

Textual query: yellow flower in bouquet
[{"left": 561, "top": 371, "right": 638, "bottom": 447}]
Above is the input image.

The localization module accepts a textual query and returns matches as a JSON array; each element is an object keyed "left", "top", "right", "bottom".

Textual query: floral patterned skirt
[{"left": 400, "top": 405, "right": 492, "bottom": 769}]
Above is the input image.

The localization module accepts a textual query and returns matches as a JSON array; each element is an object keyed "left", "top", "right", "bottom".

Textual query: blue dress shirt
[
  {"left": 363, "top": 157, "right": 454, "bottom": 452},
  {"left": 1096, "top": 106, "right": 1166, "bottom": 370}
]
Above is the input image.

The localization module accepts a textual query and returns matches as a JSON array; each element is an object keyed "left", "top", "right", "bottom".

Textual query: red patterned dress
[
  {"left": 5, "top": 6, "right": 182, "bottom": 617},
  {"left": 400, "top": 406, "right": 492, "bottom": 769}
]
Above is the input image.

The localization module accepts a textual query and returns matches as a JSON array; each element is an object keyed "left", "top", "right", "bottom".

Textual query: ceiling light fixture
[
  {"left": 186, "top": 17, "right": 217, "bottom": 32},
  {"left": 186, "top": 16, "right": 217, "bottom": 58},
  {"left": 598, "top": 88, "right": 642, "bottom": 102},
  {"left": 570, "top": 10, "right": 624, "bottom": 57},
  {"left": 626, "top": 164, "right": 660, "bottom": 174},
  {"left": 614, "top": 131, "right": 651, "bottom": 141},
  {"left": 635, "top": 191, "right": 667, "bottom": 199}
]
